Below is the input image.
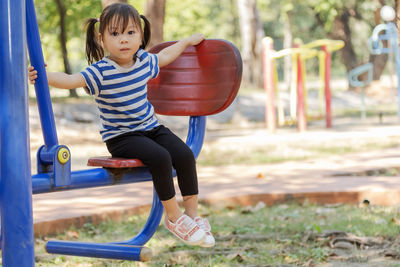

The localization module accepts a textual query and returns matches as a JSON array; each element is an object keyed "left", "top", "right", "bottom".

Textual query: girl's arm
[
  {"left": 157, "top": 33, "right": 205, "bottom": 68},
  {"left": 28, "top": 66, "right": 86, "bottom": 89}
]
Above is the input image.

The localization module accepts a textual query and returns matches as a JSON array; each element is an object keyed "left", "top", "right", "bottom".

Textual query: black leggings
[{"left": 105, "top": 125, "right": 198, "bottom": 201}]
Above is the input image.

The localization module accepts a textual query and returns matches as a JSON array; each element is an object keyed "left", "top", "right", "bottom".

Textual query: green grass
[{"left": 34, "top": 202, "right": 400, "bottom": 266}]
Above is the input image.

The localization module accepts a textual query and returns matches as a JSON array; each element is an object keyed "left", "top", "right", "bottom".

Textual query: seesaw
[{"left": 0, "top": 0, "right": 242, "bottom": 264}]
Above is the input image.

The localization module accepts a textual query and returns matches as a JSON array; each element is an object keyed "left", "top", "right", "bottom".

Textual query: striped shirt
[{"left": 80, "top": 49, "right": 160, "bottom": 141}]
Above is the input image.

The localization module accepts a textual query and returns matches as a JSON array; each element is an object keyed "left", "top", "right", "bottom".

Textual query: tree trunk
[
  {"left": 55, "top": 0, "right": 78, "bottom": 98},
  {"left": 145, "top": 0, "right": 166, "bottom": 49},
  {"left": 328, "top": 12, "right": 359, "bottom": 73},
  {"left": 237, "top": 0, "right": 265, "bottom": 88},
  {"left": 369, "top": 1, "right": 387, "bottom": 80},
  {"left": 396, "top": 0, "right": 400, "bottom": 37},
  {"left": 370, "top": 52, "right": 388, "bottom": 80}
]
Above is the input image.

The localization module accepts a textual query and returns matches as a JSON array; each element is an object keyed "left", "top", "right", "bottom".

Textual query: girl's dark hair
[{"left": 85, "top": 3, "right": 151, "bottom": 64}]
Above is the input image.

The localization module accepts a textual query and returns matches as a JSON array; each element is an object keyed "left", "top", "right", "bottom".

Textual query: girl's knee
[
  {"left": 149, "top": 148, "right": 172, "bottom": 168},
  {"left": 174, "top": 147, "right": 196, "bottom": 165}
]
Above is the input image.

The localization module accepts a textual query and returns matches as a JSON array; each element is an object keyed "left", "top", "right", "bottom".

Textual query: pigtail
[
  {"left": 85, "top": 18, "right": 104, "bottom": 65},
  {"left": 140, "top": 15, "right": 151, "bottom": 50}
]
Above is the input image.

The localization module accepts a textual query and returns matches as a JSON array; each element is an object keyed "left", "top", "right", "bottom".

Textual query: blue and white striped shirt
[{"left": 80, "top": 49, "right": 160, "bottom": 141}]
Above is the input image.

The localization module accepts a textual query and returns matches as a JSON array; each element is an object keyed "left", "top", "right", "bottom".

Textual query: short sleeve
[
  {"left": 136, "top": 49, "right": 160, "bottom": 79},
  {"left": 148, "top": 53, "right": 160, "bottom": 79},
  {"left": 80, "top": 64, "right": 103, "bottom": 96}
]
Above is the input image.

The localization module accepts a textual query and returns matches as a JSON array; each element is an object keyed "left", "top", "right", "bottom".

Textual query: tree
[
  {"left": 395, "top": 0, "right": 400, "bottom": 40},
  {"left": 55, "top": 0, "right": 78, "bottom": 97},
  {"left": 308, "top": 0, "right": 384, "bottom": 80},
  {"left": 369, "top": 1, "right": 388, "bottom": 80},
  {"left": 35, "top": 0, "right": 101, "bottom": 96},
  {"left": 145, "top": 0, "right": 166, "bottom": 49},
  {"left": 237, "top": 0, "right": 265, "bottom": 88}
]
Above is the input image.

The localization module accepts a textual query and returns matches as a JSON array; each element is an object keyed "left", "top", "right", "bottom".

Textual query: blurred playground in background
[
  {"left": 259, "top": 5, "right": 400, "bottom": 134},
  {"left": 263, "top": 37, "right": 344, "bottom": 132}
]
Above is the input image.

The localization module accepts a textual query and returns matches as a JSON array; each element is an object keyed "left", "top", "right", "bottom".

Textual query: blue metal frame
[
  {"left": 42, "top": 116, "right": 205, "bottom": 261},
  {"left": 46, "top": 188, "right": 163, "bottom": 261},
  {"left": 0, "top": 0, "right": 35, "bottom": 266}
]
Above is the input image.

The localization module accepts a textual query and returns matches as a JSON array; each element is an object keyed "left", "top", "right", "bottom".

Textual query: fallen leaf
[
  {"left": 257, "top": 172, "right": 265, "bottom": 179},
  {"left": 66, "top": 230, "right": 79, "bottom": 239},
  {"left": 241, "top": 201, "right": 266, "bottom": 213},
  {"left": 225, "top": 252, "right": 247, "bottom": 262},
  {"left": 303, "top": 259, "right": 314, "bottom": 267},
  {"left": 391, "top": 217, "right": 400, "bottom": 225},
  {"left": 332, "top": 241, "right": 354, "bottom": 250}
]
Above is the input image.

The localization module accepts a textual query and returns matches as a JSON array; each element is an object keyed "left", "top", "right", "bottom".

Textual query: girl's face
[{"left": 100, "top": 18, "right": 142, "bottom": 67}]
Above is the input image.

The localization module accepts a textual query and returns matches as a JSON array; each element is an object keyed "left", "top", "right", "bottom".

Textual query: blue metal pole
[
  {"left": 26, "top": 0, "right": 59, "bottom": 148},
  {"left": 46, "top": 189, "right": 162, "bottom": 261},
  {"left": 0, "top": 0, "right": 35, "bottom": 265},
  {"left": 46, "top": 242, "right": 147, "bottom": 261},
  {"left": 388, "top": 23, "right": 400, "bottom": 117},
  {"left": 186, "top": 116, "right": 206, "bottom": 158},
  {"left": 114, "top": 188, "right": 163, "bottom": 246}
]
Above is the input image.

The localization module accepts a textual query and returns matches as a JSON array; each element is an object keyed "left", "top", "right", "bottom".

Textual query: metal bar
[
  {"left": 26, "top": 0, "right": 59, "bottom": 148},
  {"left": 186, "top": 116, "right": 206, "bottom": 158},
  {"left": 46, "top": 188, "right": 163, "bottom": 261},
  {"left": 32, "top": 167, "right": 155, "bottom": 194},
  {"left": 0, "top": 0, "right": 35, "bottom": 265},
  {"left": 45, "top": 242, "right": 151, "bottom": 261},
  {"left": 113, "top": 188, "right": 163, "bottom": 246},
  {"left": 295, "top": 45, "right": 306, "bottom": 132},
  {"left": 262, "top": 37, "right": 277, "bottom": 133},
  {"left": 321, "top": 45, "right": 332, "bottom": 128}
]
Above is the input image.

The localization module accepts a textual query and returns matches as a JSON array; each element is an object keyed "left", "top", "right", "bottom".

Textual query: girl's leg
[
  {"left": 182, "top": 195, "right": 198, "bottom": 218},
  {"left": 148, "top": 126, "right": 199, "bottom": 218},
  {"left": 106, "top": 127, "right": 209, "bottom": 246},
  {"left": 105, "top": 131, "right": 182, "bottom": 222},
  {"left": 162, "top": 196, "right": 182, "bottom": 222}
]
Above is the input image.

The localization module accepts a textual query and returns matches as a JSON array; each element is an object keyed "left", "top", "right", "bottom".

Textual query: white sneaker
[
  {"left": 194, "top": 216, "right": 215, "bottom": 247},
  {"left": 164, "top": 214, "right": 206, "bottom": 246}
]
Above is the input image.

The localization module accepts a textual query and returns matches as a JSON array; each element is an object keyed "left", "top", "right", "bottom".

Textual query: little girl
[{"left": 29, "top": 2, "right": 214, "bottom": 248}]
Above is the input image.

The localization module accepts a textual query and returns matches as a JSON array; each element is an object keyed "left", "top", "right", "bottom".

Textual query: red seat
[
  {"left": 87, "top": 157, "right": 144, "bottom": 168},
  {"left": 88, "top": 39, "right": 242, "bottom": 168},
  {"left": 148, "top": 39, "right": 242, "bottom": 116}
]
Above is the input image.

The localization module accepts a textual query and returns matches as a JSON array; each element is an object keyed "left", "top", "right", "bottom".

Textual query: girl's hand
[
  {"left": 28, "top": 66, "right": 38, "bottom": 85},
  {"left": 158, "top": 34, "right": 205, "bottom": 67},
  {"left": 186, "top": 33, "right": 205, "bottom": 46}
]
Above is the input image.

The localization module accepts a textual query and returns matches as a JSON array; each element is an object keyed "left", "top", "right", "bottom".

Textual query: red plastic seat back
[{"left": 148, "top": 39, "right": 242, "bottom": 116}]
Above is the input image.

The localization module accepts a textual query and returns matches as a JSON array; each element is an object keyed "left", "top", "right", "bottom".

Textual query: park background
[
  {"left": 35, "top": 0, "right": 397, "bottom": 95},
  {"left": 25, "top": 0, "right": 400, "bottom": 266}
]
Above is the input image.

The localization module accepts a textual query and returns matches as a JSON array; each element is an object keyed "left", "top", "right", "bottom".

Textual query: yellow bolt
[{"left": 57, "top": 147, "right": 70, "bottom": 164}]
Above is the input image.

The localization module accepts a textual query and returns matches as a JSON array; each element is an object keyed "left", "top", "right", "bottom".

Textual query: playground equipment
[
  {"left": 0, "top": 0, "right": 242, "bottom": 265},
  {"left": 263, "top": 37, "right": 344, "bottom": 132},
  {"left": 348, "top": 63, "right": 373, "bottom": 119},
  {"left": 349, "top": 5, "right": 400, "bottom": 118}
]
